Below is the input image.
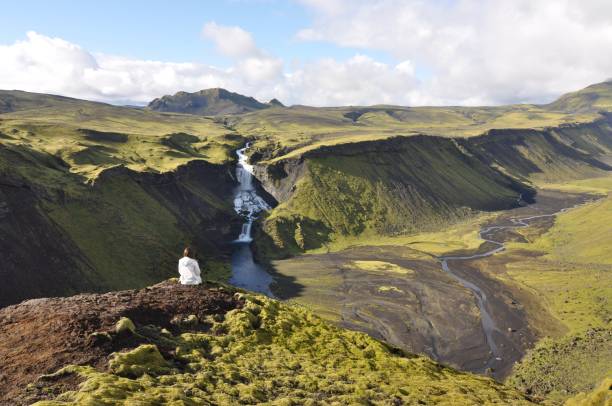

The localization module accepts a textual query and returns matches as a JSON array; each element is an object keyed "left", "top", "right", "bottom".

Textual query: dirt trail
[{"left": 0, "top": 280, "right": 241, "bottom": 406}]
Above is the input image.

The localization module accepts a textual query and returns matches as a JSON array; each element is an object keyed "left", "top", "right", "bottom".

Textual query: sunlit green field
[
  {"left": 0, "top": 95, "right": 240, "bottom": 180},
  {"left": 230, "top": 104, "right": 598, "bottom": 162},
  {"left": 304, "top": 212, "right": 494, "bottom": 256}
]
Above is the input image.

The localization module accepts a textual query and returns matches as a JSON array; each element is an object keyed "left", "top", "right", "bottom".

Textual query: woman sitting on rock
[{"left": 178, "top": 247, "right": 202, "bottom": 285}]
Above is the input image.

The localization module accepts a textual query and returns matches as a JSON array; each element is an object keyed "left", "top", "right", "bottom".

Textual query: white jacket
[{"left": 178, "top": 257, "right": 202, "bottom": 285}]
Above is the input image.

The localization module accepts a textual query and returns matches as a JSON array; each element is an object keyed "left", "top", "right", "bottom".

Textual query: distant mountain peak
[
  {"left": 268, "top": 98, "right": 285, "bottom": 107},
  {"left": 147, "top": 88, "right": 269, "bottom": 116}
]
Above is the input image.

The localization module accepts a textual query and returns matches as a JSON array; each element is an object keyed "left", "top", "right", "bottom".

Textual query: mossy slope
[
  {"left": 0, "top": 142, "right": 237, "bottom": 307},
  {"left": 509, "top": 329, "right": 611, "bottom": 405},
  {"left": 0, "top": 90, "right": 241, "bottom": 179},
  {"left": 464, "top": 119, "right": 612, "bottom": 184},
  {"left": 545, "top": 81, "right": 612, "bottom": 113},
  {"left": 33, "top": 292, "right": 534, "bottom": 405}
]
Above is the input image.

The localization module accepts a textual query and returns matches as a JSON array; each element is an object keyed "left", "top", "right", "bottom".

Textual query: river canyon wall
[
  {"left": 252, "top": 117, "right": 612, "bottom": 259},
  {"left": 0, "top": 143, "right": 239, "bottom": 307}
]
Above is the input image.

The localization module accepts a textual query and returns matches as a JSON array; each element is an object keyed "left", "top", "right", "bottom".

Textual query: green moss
[
  {"left": 34, "top": 294, "right": 533, "bottom": 405},
  {"left": 378, "top": 286, "right": 404, "bottom": 294},
  {"left": 502, "top": 176, "right": 612, "bottom": 404},
  {"left": 0, "top": 91, "right": 243, "bottom": 178},
  {"left": 564, "top": 378, "right": 612, "bottom": 406},
  {"left": 115, "top": 317, "right": 136, "bottom": 335},
  {"left": 509, "top": 329, "right": 612, "bottom": 404},
  {"left": 109, "top": 344, "right": 173, "bottom": 378}
]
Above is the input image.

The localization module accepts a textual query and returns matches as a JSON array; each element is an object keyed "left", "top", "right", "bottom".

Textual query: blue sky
[
  {"left": 0, "top": 1, "right": 393, "bottom": 68},
  {"left": 0, "top": 1, "right": 610, "bottom": 106}
]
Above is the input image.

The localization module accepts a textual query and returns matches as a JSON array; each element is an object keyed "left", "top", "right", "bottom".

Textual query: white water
[
  {"left": 230, "top": 143, "right": 274, "bottom": 296},
  {"left": 233, "top": 143, "right": 271, "bottom": 243}
]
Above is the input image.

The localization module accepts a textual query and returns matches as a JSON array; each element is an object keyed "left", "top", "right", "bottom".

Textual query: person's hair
[{"left": 183, "top": 247, "right": 194, "bottom": 258}]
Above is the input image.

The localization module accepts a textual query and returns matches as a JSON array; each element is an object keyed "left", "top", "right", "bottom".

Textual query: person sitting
[{"left": 178, "top": 247, "right": 202, "bottom": 285}]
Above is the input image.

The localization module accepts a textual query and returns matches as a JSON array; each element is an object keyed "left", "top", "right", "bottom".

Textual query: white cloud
[
  {"left": 297, "top": 0, "right": 612, "bottom": 105},
  {"left": 0, "top": 30, "right": 285, "bottom": 105},
  {"left": 0, "top": 32, "right": 233, "bottom": 103},
  {"left": 2, "top": 3, "right": 611, "bottom": 109},
  {"left": 0, "top": 30, "right": 419, "bottom": 107},
  {"left": 202, "top": 22, "right": 261, "bottom": 59},
  {"left": 285, "top": 55, "right": 420, "bottom": 106}
]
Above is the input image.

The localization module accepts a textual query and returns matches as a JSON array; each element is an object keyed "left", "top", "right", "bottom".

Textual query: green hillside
[
  {"left": 229, "top": 103, "right": 599, "bottom": 163},
  {"left": 3, "top": 84, "right": 611, "bottom": 306},
  {"left": 20, "top": 283, "right": 533, "bottom": 406},
  {"left": 0, "top": 91, "right": 243, "bottom": 307},
  {"left": 0, "top": 90, "right": 241, "bottom": 179},
  {"left": 1, "top": 82, "right": 612, "bottom": 405},
  {"left": 545, "top": 81, "right": 612, "bottom": 113},
  {"left": 504, "top": 176, "right": 612, "bottom": 403},
  {"left": 255, "top": 135, "right": 533, "bottom": 259},
  {"left": 254, "top": 117, "right": 612, "bottom": 259}
]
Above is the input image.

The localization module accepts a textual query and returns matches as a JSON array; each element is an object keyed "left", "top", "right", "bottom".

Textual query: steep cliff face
[
  {"left": 252, "top": 118, "right": 612, "bottom": 259},
  {"left": 253, "top": 135, "right": 535, "bottom": 259},
  {"left": 461, "top": 116, "right": 612, "bottom": 182},
  {"left": 0, "top": 144, "right": 239, "bottom": 307}
]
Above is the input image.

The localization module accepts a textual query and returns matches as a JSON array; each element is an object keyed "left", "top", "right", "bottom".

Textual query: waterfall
[
  {"left": 230, "top": 142, "right": 275, "bottom": 297},
  {"left": 233, "top": 143, "right": 270, "bottom": 242}
]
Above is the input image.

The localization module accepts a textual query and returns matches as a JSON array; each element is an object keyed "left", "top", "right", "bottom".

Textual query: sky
[{"left": 1, "top": 0, "right": 611, "bottom": 107}]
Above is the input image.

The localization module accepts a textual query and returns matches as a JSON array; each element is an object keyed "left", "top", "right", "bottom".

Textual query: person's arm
[{"left": 194, "top": 260, "right": 202, "bottom": 278}]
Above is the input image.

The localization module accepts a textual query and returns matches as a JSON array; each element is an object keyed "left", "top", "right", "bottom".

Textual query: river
[
  {"left": 438, "top": 201, "right": 584, "bottom": 371},
  {"left": 230, "top": 143, "right": 275, "bottom": 296}
]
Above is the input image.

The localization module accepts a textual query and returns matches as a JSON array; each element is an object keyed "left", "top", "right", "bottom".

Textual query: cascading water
[
  {"left": 233, "top": 143, "right": 271, "bottom": 242},
  {"left": 230, "top": 143, "right": 275, "bottom": 296}
]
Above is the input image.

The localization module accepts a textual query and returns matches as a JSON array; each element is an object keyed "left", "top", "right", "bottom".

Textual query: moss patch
[
  {"left": 509, "top": 329, "right": 611, "bottom": 404},
  {"left": 350, "top": 260, "right": 415, "bottom": 275},
  {"left": 33, "top": 294, "right": 533, "bottom": 405}
]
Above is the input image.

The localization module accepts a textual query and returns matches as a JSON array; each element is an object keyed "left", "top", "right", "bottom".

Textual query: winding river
[
  {"left": 228, "top": 147, "right": 589, "bottom": 371},
  {"left": 230, "top": 143, "right": 275, "bottom": 296},
  {"left": 438, "top": 202, "right": 580, "bottom": 369}
]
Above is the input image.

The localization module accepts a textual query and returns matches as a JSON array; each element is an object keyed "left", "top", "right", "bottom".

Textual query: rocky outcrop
[
  {"left": 0, "top": 280, "right": 242, "bottom": 405},
  {"left": 252, "top": 157, "right": 306, "bottom": 204},
  {"left": 268, "top": 98, "right": 285, "bottom": 107}
]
